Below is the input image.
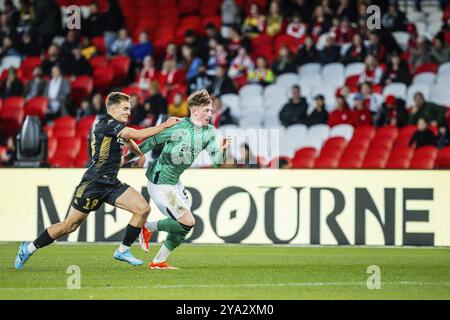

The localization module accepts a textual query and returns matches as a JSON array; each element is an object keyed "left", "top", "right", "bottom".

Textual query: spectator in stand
[
  {"left": 332, "top": 17, "right": 356, "bottom": 45},
  {"left": 342, "top": 33, "right": 367, "bottom": 64},
  {"left": 205, "top": 23, "right": 224, "bottom": 44},
  {"left": 367, "top": 32, "right": 386, "bottom": 63},
  {"left": 101, "top": 0, "right": 125, "bottom": 49},
  {"left": 82, "top": 2, "right": 103, "bottom": 38},
  {"left": 359, "top": 81, "right": 381, "bottom": 113},
  {"left": 226, "top": 25, "right": 245, "bottom": 58},
  {"left": 319, "top": 35, "right": 341, "bottom": 64},
  {"left": 205, "top": 41, "right": 219, "bottom": 76},
  {"left": 279, "top": 85, "right": 308, "bottom": 127},
  {"left": 181, "top": 45, "right": 203, "bottom": 82},
  {"left": 164, "top": 42, "right": 179, "bottom": 63},
  {"left": 221, "top": 0, "right": 241, "bottom": 39},
  {"left": 320, "top": 0, "right": 333, "bottom": 16},
  {"left": 309, "top": 5, "right": 331, "bottom": 41},
  {"left": 358, "top": 54, "right": 383, "bottom": 85},
  {"left": 0, "top": 68, "right": 23, "bottom": 99},
  {"left": 41, "top": 44, "right": 61, "bottom": 76},
  {"left": 211, "top": 96, "right": 237, "bottom": 128},
  {"left": 129, "top": 93, "right": 146, "bottom": 126},
  {"left": 228, "top": 46, "right": 254, "bottom": 87},
  {"left": 308, "top": 94, "right": 328, "bottom": 126},
  {"left": 335, "top": 0, "right": 358, "bottom": 23},
  {"left": 63, "top": 46, "right": 92, "bottom": 77},
  {"left": 430, "top": 34, "right": 450, "bottom": 64},
  {"left": 248, "top": 56, "right": 275, "bottom": 86},
  {"left": 286, "top": 14, "right": 307, "bottom": 40},
  {"left": 411, "top": 36, "right": 432, "bottom": 71},
  {"left": 437, "top": 125, "right": 450, "bottom": 149},
  {"left": 209, "top": 65, "right": 237, "bottom": 97},
  {"left": 242, "top": 3, "right": 266, "bottom": 39},
  {"left": 0, "top": 136, "right": 15, "bottom": 167},
  {"left": 160, "top": 59, "right": 184, "bottom": 97},
  {"left": 381, "top": 2, "right": 408, "bottom": 32},
  {"left": 33, "top": 0, "right": 61, "bottom": 52},
  {"left": 23, "top": 66, "right": 46, "bottom": 99},
  {"left": 144, "top": 81, "right": 167, "bottom": 126},
  {"left": 75, "top": 98, "right": 93, "bottom": 120},
  {"left": 188, "top": 63, "right": 211, "bottom": 94},
  {"left": 91, "top": 93, "right": 106, "bottom": 115},
  {"left": 287, "top": 0, "right": 315, "bottom": 23},
  {"left": 375, "top": 95, "right": 408, "bottom": 128},
  {"left": 409, "top": 118, "right": 437, "bottom": 148},
  {"left": 296, "top": 35, "right": 319, "bottom": 65},
  {"left": 381, "top": 51, "right": 411, "bottom": 85},
  {"left": 206, "top": 43, "right": 228, "bottom": 76},
  {"left": 44, "top": 66, "right": 70, "bottom": 121},
  {"left": 17, "top": 0, "right": 34, "bottom": 34},
  {"left": 328, "top": 95, "right": 352, "bottom": 127},
  {"left": 184, "top": 30, "right": 209, "bottom": 62},
  {"left": 17, "top": 31, "right": 40, "bottom": 57},
  {"left": 408, "top": 92, "right": 447, "bottom": 126},
  {"left": 351, "top": 93, "right": 373, "bottom": 127},
  {"left": 266, "top": 1, "right": 284, "bottom": 37},
  {"left": 271, "top": 45, "right": 297, "bottom": 76},
  {"left": 0, "top": 36, "right": 21, "bottom": 59},
  {"left": 60, "top": 30, "right": 79, "bottom": 59},
  {"left": 80, "top": 36, "right": 97, "bottom": 60},
  {"left": 109, "top": 28, "right": 132, "bottom": 56},
  {"left": 138, "top": 55, "right": 160, "bottom": 90},
  {"left": 129, "top": 31, "right": 152, "bottom": 65},
  {"left": 168, "top": 92, "right": 189, "bottom": 118}
]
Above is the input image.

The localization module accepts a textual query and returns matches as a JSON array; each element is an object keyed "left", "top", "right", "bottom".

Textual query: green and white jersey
[{"left": 136, "top": 118, "right": 224, "bottom": 185}]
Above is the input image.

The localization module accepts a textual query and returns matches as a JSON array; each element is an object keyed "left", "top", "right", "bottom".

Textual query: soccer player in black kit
[{"left": 15, "top": 92, "right": 179, "bottom": 269}]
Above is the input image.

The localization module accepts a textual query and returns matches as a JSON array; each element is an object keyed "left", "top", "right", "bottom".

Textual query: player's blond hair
[
  {"left": 188, "top": 89, "right": 212, "bottom": 108},
  {"left": 105, "top": 92, "right": 131, "bottom": 109}
]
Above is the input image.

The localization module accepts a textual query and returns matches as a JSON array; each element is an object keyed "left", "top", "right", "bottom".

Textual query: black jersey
[{"left": 82, "top": 114, "right": 126, "bottom": 185}]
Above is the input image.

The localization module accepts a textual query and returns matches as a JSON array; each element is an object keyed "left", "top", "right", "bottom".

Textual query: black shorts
[{"left": 71, "top": 179, "right": 130, "bottom": 214}]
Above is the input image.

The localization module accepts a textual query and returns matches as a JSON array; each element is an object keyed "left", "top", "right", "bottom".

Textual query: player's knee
[
  {"left": 135, "top": 203, "right": 151, "bottom": 218},
  {"left": 181, "top": 214, "right": 195, "bottom": 227}
]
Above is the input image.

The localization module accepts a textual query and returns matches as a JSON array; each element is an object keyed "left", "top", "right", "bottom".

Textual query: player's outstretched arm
[
  {"left": 119, "top": 117, "right": 180, "bottom": 140},
  {"left": 123, "top": 139, "right": 146, "bottom": 167}
]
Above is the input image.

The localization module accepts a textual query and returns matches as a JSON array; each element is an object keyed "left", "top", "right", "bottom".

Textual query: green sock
[
  {"left": 164, "top": 233, "right": 185, "bottom": 251},
  {"left": 157, "top": 218, "right": 188, "bottom": 234}
]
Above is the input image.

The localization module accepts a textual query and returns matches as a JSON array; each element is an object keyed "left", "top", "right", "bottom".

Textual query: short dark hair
[
  {"left": 292, "top": 85, "right": 300, "bottom": 91},
  {"left": 105, "top": 92, "right": 130, "bottom": 109}
]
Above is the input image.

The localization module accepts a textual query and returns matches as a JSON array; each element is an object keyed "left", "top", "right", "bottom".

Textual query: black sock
[
  {"left": 122, "top": 224, "right": 141, "bottom": 247},
  {"left": 33, "top": 229, "right": 54, "bottom": 249}
]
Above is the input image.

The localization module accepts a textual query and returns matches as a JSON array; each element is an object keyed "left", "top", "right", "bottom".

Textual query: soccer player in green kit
[{"left": 125, "top": 90, "right": 230, "bottom": 269}]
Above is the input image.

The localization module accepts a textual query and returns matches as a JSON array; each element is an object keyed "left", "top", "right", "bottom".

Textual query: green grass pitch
[{"left": 1, "top": 243, "right": 449, "bottom": 300}]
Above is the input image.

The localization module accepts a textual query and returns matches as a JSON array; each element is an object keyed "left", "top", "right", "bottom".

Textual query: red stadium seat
[
  {"left": 361, "top": 155, "right": 387, "bottom": 169},
  {"left": 314, "top": 156, "right": 339, "bottom": 169},
  {"left": 20, "top": 56, "right": 42, "bottom": 78},
  {"left": 347, "top": 136, "right": 371, "bottom": 149},
  {"left": 338, "top": 154, "right": 364, "bottom": 168},
  {"left": 93, "top": 66, "right": 114, "bottom": 91},
  {"left": 369, "top": 137, "right": 395, "bottom": 149},
  {"left": 179, "top": 0, "right": 200, "bottom": 15},
  {"left": 375, "top": 126, "right": 399, "bottom": 140},
  {"left": 90, "top": 55, "right": 108, "bottom": 69},
  {"left": 92, "top": 36, "right": 106, "bottom": 55},
  {"left": 54, "top": 116, "right": 76, "bottom": 130},
  {"left": 76, "top": 115, "right": 96, "bottom": 138},
  {"left": 24, "top": 96, "right": 48, "bottom": 120},
  {"left": 365, "top": 146, "right": 391, "bottom": 160},
  {"left": 50, "top": 156, "right": 74, "bottom": 168},
  {"left": 413, "top": 146, "right": 438, "bottom": 161},
  {"left": 385, "top": 156, "right": 410, "bottom": 169},
  {"left": 353, "top": 126, "right": 376, "bottom": 140},
  {"left": 109, "top": 55, "right": 131, "bottom": 83},
  {"left": 394, "top": 125, "right": 417, "bottom": 147},
  {"left": 414, "top": 63, "right": 438, "bottom": 75},
  {"left": 341, "top": 145, "right": 367, "bottom": 161},
  {"left": 3, "top": 97, "right": 25, "bottom": 109},
  {"left": 293, "top": 147, "right": 317, "bottom": 161},
  {"left": 291, "top": 156, "right": 315, "bottom": 168},
  {"left": 71, "top": 76, "right": 94, "bottom": 105},
  {"left": 409, "top": 157, "right": 435, "bottom": 169},
  {"left": 0, "top": 106, "right": 24, "bottom": 135},
  {"left": 47, "top": 137, "right": 58, "bottom": 160},
  {"left": 52, "top": 127, "right": 76, "bottom": 139},
  {"left": 56, "top": 137, "right": 81, "bottom": 159},
  {"left": 432, "top": 147, "right": 450, "bottom": 168},
  {"left": 389, "top": 146, "right": 414, "bottom": 160},
  {"left": 322, "top": 137, "right": 347, "bottom": 151}
]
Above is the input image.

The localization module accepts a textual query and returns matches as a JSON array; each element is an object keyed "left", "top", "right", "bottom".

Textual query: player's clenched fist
[{"left": 163, "top": 117, "right": 181, "bottom": 128}]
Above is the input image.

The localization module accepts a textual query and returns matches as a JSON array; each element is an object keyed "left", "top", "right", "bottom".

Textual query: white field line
[{"left": 0, "top": 281, "right": 449, "bottom": 291}]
